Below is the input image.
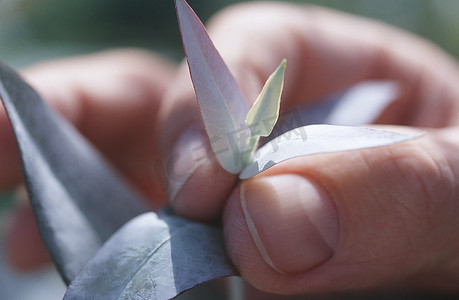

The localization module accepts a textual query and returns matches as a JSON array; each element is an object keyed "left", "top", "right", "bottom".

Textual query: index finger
[{"left": 209, "top": 3, "right": 459, "bottom": 122}]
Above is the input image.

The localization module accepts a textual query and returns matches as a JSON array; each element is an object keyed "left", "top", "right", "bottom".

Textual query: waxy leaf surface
[
  {"left": 240, "top": 125, "right": 418, "bottom": 179},
  {"left": 175, "top": 0, "right": 250, "bottom": 174},
  {"left": 0, "top": 60, "right": 148, "bottom": 283},
  {"left": 65, "top": 211, "right": 237, "bottom": 300}
]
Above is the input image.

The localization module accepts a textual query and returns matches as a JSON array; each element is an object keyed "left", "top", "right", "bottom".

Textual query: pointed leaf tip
[
  {"left": 246, "top": 59, "right": 286, "bottom": 138},
  {"left": 175, "top": 0, "right": 250, "bottom": 174}
]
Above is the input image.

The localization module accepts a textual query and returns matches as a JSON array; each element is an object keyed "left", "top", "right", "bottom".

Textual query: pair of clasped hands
[{"left": 2, "top": 2, "right": 459, "bottom": 296}]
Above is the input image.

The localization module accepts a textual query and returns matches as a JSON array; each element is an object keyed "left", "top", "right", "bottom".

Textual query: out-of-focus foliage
[
  {"left": 298, "top": 0, "right": 459, "bottom": 60},
  {"left": 0, "top": 0, "right": 459, "bottom": 66},
  {"left": 0, "top": 0, "right": 243, "bottom": 65}
]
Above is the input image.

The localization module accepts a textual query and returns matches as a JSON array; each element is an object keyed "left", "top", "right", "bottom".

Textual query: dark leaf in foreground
[
  {"left": 0, "top": 60, "right": 148, "bottom": 284},
  {"left": 65, "top": 211, "right": 237, "bottom": 300}
]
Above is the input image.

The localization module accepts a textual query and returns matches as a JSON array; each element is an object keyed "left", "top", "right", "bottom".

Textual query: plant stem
[{"left": 228, "top": 277, "right": 245, "bottom": 300}]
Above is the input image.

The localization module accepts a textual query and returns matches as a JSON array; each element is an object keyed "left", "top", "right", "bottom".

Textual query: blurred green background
[
  {"left": 1, "top": 1, "right": 459, "bottom": 299},
  {"left": 1, "top": 0, "right": 459, "bottom": 68}
]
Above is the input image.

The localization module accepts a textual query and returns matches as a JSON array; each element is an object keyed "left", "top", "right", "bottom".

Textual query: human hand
[
  {"left": 160, "top": 2, "right": 459, "bottom": 294},
  {"left": 1, "top": 49, "right": 176, "bottom": 269}
]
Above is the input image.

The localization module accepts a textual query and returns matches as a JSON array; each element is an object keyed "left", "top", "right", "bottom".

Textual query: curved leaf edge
[{"left": 64, "top": 210, "right": 238, "bottom": 300}]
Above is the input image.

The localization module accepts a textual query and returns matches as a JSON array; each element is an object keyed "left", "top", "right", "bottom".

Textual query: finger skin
[
  {"left": 205, "top": 2, "right": 459, "bottom": 123},
  {"left": 0, "top": 117, "right": 21, "bottom": 188},
  {"left": 5, "top": 204, "right": 50, "bottom": 270}
]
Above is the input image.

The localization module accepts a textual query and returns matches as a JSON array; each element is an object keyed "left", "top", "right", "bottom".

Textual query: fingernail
[
  {"left": 167, "top": 126, "right": 208, "bottom": 203},
  {"left": 240, "top": 174, "right": 339, "bottom": 274}
]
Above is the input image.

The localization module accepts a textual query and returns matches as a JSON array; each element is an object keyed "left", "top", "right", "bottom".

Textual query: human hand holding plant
[
  {"left": 161, "top": 1, "right": 459, "bottom": 294},
  {"left": 2, "top": 0, "right": 459, "bottom": 298}
]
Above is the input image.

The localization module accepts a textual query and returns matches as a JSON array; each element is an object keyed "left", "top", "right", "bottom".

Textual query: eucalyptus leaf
[
  {"left": 297, "top": 81, "right": 399, "bottom": 126},
  {"left": 65, "top": 211, "right": 237, "bottom": 300},
  {"left": 324, "top": 81, "right": 399, "bottom": 125},
  {"left": 0, "top": 60, "right": 148, "bottom": 284},
  {"left": 240, "top": 125, "right": 419, "bottom": 179},
  {"left": 246, "top": 59, "right": 286, "bottom": 137},
  {"left": 175, "top": 0, "right": 250, "bottom": 174}
]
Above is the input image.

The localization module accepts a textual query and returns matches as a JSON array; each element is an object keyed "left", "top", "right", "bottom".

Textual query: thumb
[{"left": 223, "top": 129, "right": 459, "bottom": 294}]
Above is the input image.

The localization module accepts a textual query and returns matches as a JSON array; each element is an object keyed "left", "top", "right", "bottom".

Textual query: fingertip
[
  {"left": 223, "top": 174, "right": 339, "bottom": 293},
  {"left": 223, "top": 184, "right": 281, "bottom": 292},
  {"left": 172, "top": 161, "right": 235, "bottom": 221},
  {"left": 165, "top": 125, "right": 236, "bottom": 221}
]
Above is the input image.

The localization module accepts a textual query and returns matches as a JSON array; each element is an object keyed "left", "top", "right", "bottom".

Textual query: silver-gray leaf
[{"left": 240, "top": 124, "right": 419, "bottom": 179}]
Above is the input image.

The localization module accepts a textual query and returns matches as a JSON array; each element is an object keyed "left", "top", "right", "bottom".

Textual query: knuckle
[{"left": 388, "top": 141, "right": 456, "bottom": 221}]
